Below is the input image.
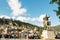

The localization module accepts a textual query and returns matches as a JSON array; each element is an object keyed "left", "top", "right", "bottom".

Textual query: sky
[{"left": 0, "top": 0, "right": 60, "bottom": 26}]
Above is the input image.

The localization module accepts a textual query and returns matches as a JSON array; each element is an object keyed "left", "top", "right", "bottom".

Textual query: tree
[{"left": 50, "top": 0, "right": 60, "bottom": 19}]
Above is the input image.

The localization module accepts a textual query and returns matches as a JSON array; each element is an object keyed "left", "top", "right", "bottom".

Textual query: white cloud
[
  {"left": 31, "top": 14, "right": 46, "bottom": 26},
  {"left": 28, "top": 14, "right": 47, "bottom": 26},
  {"left": 31, "top": 18, "right": 37, "bottom": 21},
  {"left": 16, "top": 14, "right": 47, "bottom": 23},
  {"left": 29, "top": 14, "right": 46, "bottom": 22},
  {"left": 16, "top": 16, "right": 31, "bottom": 22},
  {"left": 8, "top": 0, "right": 27, "bottom": 17},
  {"left": 16, "top": 17, "right": 37, "bottom": 22},
  {"left": 37, "top": 14, "right": 46, "bottom": 22},
  {"left": 0, "top": 15, "right": 10, "bottom": 19}
]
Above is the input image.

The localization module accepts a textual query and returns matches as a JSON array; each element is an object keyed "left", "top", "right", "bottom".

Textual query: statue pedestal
[{"left": 41, "top": 30, "right": 55, "bottom": 39}]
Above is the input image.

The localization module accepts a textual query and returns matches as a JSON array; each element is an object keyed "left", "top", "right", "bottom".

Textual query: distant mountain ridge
[{"left": 52, "top": 25, "right": 60, "bottom": 31}]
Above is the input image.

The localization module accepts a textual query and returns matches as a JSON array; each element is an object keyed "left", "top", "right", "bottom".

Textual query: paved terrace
[{"left": 0, "top": 39, "right": 60, "bottom": 40}]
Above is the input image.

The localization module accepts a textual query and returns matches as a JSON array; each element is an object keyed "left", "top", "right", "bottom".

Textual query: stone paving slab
[{"left": 0, "top": 39, "right": 60, "bottom": 40}]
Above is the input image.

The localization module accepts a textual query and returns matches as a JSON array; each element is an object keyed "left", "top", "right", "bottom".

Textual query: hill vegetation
[
  {"left": 0, "top": 17, "right": 43, "bottom": 34},
  {"left": 0, "top": 17, "right": 60, "bottom": 34}
]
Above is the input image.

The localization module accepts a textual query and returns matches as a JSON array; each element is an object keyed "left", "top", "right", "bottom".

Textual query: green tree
[{"left": 50, "top": 0, "right": 60, "bottom": 18}]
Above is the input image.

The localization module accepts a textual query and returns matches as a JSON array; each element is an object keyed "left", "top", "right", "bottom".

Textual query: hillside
[
  {"left": 0, "top": 18, "right": 43, "bottom": 34},
  {"left": 52, "top": 25, "right": 60, "bottom": 31},
  {"left": 0, "top": 17, "right": 59, "bottom": 34}
]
